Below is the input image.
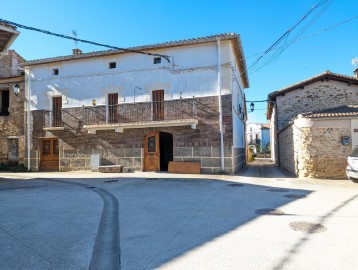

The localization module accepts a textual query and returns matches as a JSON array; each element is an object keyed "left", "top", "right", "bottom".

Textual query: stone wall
[
  {"left": 279, "top": 121, "right": 351, "bottom": 179},
  {"left": 30, "top": 94, "right": 244, "bottom": 173},
  {"left": 0, "top": 50, "right": 23, "bottom": 78},
  {"left": 278, "top": 125, "right": 296, "bottom": 175},
  {"left": 0, "top": 77, "right": 25, "bottom": 165},
  {"left": 276, "top": 81, "right": 358, "bottom": 130}
]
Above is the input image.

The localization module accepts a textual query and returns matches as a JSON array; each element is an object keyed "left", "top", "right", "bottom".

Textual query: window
[
  {"left": 153, "top": 57, "right": 161, "bottom": 64},
  {"left": 109, "top": 62, "right": 116, "bottom": 69},
  {"left": 52, "top": 69, "right": 59, "bottom": 75},
  {"left": 0, "top": 90, "right": 9, "bottom": 116}
]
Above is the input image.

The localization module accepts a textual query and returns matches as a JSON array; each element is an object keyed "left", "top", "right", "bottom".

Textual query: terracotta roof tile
[{"left": 299, "top": 105, "right": 358, "bottom": 118}]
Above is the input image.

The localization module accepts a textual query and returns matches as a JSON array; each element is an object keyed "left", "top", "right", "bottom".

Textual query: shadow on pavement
[{"left": 0, "top": 175, "right": 312, "bottom": 269}]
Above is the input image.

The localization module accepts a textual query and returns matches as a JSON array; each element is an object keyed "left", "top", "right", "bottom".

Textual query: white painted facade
[
  {"left": 246, "top": 123, "right": 270, "bottom": 149},
  {"left": 25, "top": 36, "right": 248, "bottom": 148}
]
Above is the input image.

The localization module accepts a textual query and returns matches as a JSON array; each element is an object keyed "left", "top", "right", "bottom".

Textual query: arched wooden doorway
[{"left": 144, "top": 131, "right": 173, "bottom": 171}]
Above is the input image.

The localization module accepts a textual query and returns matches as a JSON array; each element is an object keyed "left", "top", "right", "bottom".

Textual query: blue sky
[{"left": 2, "top": 0, "right": 357, "bottom": 123}]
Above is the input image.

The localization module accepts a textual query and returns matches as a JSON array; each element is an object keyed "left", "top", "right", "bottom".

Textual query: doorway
[
  {"left": 144, "top": 131, "right": 173, "bottom": 171},
  {"left": 7, "top": 138, "right": 18, "bottom": 166},
  {"left": 40, "top": 138, "right": 59, "bottom": 171}
]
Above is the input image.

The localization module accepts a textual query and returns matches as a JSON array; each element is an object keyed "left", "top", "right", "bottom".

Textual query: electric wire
[{"left": 0, "top": 18, "right": 171, "bottom": 63}]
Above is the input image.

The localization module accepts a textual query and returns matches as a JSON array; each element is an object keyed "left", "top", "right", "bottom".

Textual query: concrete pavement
[{"left": 1, "top": 159, "right": 358, "bottom": 269}]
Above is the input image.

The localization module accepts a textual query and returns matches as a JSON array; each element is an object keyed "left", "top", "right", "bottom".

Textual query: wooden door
[
  {"left": 40, "top": 138, "right": 59, "bottom": 171},
  {"left": 152, "top": 90, "right": 164, "bottom": 121},
  {"left": 144, "top": 132, "right": 160, "bottom": 171},
  {"left": 52, "top": 97, "right": 62, "bottom": 127},
  {"left": 108, "top": 93, "right": 118, "bottom": 123}
]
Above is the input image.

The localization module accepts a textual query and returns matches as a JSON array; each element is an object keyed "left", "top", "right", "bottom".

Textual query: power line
[
  {"left": 0, "top": 18, "right": 171, "bottom": 63},
  {"left": 245, "top": 16, "right": 358, "bottom": 61},
  {"left": 247, "top": 0, "right": 333, "bottom": 75}
]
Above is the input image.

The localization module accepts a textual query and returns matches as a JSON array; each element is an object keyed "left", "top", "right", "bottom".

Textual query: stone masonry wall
[
  {"left": 276, "top": 81, "right": 358, "bottom": 130},
  {"left": 279, "top": 123, "right": 351, "bottom": 179},
  {"left": 296, "top": 126, "right": 351, "bottom": 179},
  {"left": 278, "top": 125, "right": 296, "bottom": 175},
  {"left": 30, "top": 95, "right": 241, "bottom": 173},
  {"left": 0, "top": 78, "right": 25, "bottom": 165}
]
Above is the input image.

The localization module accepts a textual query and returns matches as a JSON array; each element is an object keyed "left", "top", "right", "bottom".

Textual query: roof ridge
[{"left": 24, "top": 33, "right": 239, "bottom": 64}]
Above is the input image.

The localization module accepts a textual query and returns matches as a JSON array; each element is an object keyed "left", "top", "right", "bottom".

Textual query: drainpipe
[
  {"left": 217, "top": 39, "right": 225, "bottom": 172},
  {"left": 26, "top": 69, "right": 31, "bottom": 171}
]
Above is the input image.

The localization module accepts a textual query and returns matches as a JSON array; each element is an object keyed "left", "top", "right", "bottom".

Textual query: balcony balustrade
[{"left": 43, "top": 98, "right": 199, "bottom": 133}]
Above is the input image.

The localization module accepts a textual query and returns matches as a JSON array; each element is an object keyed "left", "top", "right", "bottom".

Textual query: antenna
[{"left": 72, "top": 30, "right": 78, "bottom": 47}]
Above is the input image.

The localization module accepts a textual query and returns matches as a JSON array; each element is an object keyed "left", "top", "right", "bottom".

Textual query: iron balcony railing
[
  {"left": 83, "top": 99, "right": 198, "bottom": 125},
  {"left": 44, "top": 109, "right": 63, "bottom": 128},
  {"left": 42, "top": 99, "right": 199, "bottom": 128}
]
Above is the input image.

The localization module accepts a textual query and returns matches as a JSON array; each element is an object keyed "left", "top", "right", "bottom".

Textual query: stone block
[
  {"left": 99, "top": 165, "right": 123, "bottom": 173},
  {"left": 182, "top": 157, "right": 201, "bottom": 163},
  {"left": 108, "top": 148, "right": 125, "bottom": 158},
  {"left": 63, "top": 150, "right": 78, "bottom": 158},
  {"left": 202, "top": 158, "right": 221, "bottom": 168},
  {"left": 201, "top": 168, "right": 213, "bottom": 174},
  {"left": 60, "top": 159, "right": 70, "bottom": 167},
  {"left": 133, "top": 158, "right": 142, "bottom": 168},
  {"left": 77, "top": 149, "right": 93, "bottom": 158},
  {"left": 71, "top": 159, "right": 86, "bottom": 168},
  {"left": 193, "top": 147, "right": 211, "bottom": 157},
  {"left": 212, "top": 147, "right": 232, "bottom": 157},
  {"left": 173, "top": 147, "right": 192, "bottom": 157},
  {"left": 125, "top": 148, "right": 142, "bottom": 157},
  {"left": 117, "top": 158, "right": 133, "bottom": 167}
]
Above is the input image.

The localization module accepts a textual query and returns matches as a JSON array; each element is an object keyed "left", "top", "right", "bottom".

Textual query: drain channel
[
  {"left": 289, "top": 221, "right": 327, "bottom": 233},
  {"left": 284, "top": 194, "right": 306, "bottom": 199},
  {"left": 255, "top": 208, "right": 285, "bottom": 215},
  {"left": 227, "top": 183, "right": 245, "bottom": 187},
  {"left": 266, "top": 188, "right": 290, "bottom": 193}
]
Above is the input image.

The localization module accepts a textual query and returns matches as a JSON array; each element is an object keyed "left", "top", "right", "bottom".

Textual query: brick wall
[{"left": 30, "top": 94, "right": 244, "bottom": 173}]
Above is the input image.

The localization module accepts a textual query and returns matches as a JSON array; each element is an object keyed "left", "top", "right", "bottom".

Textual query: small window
[
  {"left": 52, "top": 69, "right": 59, "bottom": 75},
  {"left": 0, "top": 90, "right": 10, "bottom": 116},
  {"left": 153, "top": 57, "right": 161, "bottom": 64},
  {"left": 109, "top": 62, "right": 116, "bottom": 69}
]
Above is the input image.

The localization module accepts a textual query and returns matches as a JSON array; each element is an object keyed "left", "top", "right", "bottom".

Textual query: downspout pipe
[
  {"left": 217, "top": 39, "right": 225, "bottom": 172},
  {"left": 26, "top": 69, "right": 31, "bottom": 171}
]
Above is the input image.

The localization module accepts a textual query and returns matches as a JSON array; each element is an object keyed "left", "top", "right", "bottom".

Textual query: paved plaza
[{"left": 1, "top": 159, "right": 358, "bottom": 269}]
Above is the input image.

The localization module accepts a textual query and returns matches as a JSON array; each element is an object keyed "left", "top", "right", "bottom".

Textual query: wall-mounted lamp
[
  {"left": 250, "top": 102, "right": 254, "bottom": 112},
  {"left": 13, "top": 83, "right": 20, "bottom": 96},
  {"left": 92, "top": 99, "right": 96, "bottom": 106}
]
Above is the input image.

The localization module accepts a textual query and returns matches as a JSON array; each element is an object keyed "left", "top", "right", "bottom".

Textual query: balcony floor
[{"left": 83, "top": 119, "right": 198, "bottom": 134}]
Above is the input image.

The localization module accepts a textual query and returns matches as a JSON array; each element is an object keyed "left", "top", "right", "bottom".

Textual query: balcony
[
  {"left": 41, "top": 98, "right": 197, "bottom": 134},
  {"left": 43, "top": 110, "right": 65, "bottom": 131},
  {"left": 83, "top": 99, "right": 198, "bottom": 134}
]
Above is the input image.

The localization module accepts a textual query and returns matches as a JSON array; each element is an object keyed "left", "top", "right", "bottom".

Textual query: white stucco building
[
  {"left": 23, "top": 33, "right": 249, "bottom": 173},
  {"left": 246, "top": 123, "right": 270, "bottom": 153}
]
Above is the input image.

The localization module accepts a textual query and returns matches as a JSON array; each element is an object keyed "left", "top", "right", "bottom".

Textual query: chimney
[
  {"left": 354, "top": 68, "right": 358, "bottom": 79},
  {"left": 72, "top": 48, "right": 82, "bottom": 55}
]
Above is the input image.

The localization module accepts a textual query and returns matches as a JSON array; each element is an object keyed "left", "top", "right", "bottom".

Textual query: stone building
[
  {"left": 0, "top": 50, "right": 25, "bottom": 165},
  {"left": 267, "top": 70, "right": 358, "bottom": 179},
  {"left": 23, "top": 33, "right": 249, "bottom": 173}
]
